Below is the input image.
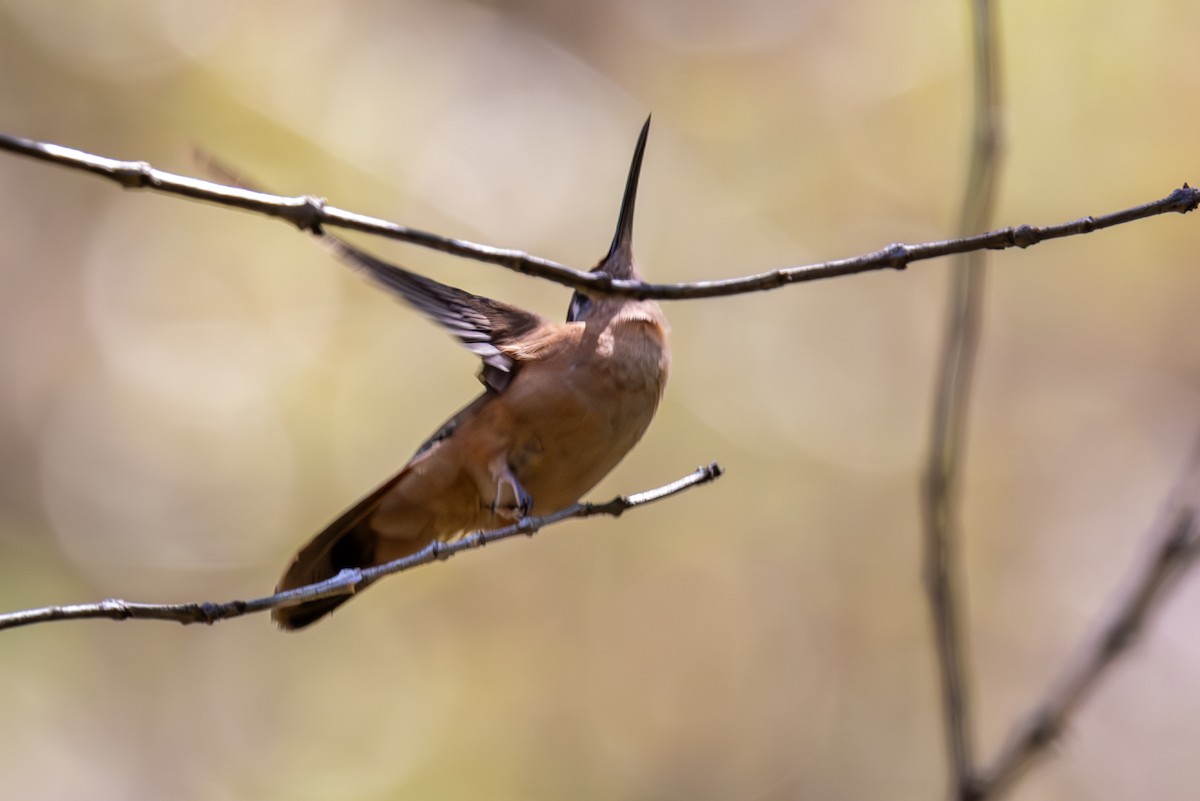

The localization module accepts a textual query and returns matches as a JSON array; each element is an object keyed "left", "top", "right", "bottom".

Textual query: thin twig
[
  {"left": 0, "top": 463, "right": 723, "bottom": 631},
  {"left": 978, "top": 500, "right": 1200, "bottom": 798},
  {"left": 0, "top": 131, "right": 1195, "bottom": 300},
  {"left": 921, "top": 1, "right": 1003, "bottom": 797}
]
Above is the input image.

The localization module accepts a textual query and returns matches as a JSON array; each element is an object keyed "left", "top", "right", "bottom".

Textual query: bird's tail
[{"left": 272, "top": 473, "right": 407, "bottom": 630}]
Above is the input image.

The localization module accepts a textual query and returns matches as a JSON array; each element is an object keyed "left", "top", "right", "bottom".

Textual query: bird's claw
[{"left": 490, "top": 470, "right": 532, "bottom": 521}]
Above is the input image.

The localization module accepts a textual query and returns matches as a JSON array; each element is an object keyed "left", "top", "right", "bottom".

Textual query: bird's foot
[{"left": 490, "top": 470, "right": 532, "bottom": 521}]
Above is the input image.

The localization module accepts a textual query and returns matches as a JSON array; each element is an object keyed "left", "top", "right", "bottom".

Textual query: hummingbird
[{"left": 273, "top": 118, "right": 670, "bottom": 629}]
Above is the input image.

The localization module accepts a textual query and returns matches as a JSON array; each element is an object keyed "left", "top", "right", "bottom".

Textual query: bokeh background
[{"left": 2, "top": 1, "right": 1200, "bottom": 799}]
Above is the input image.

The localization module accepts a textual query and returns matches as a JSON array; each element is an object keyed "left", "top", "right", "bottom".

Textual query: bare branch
[
  {"left": 978, "top": 495, "right": 1200, "bottom": 797},
  {"left": 921, "top": 1, "right": 1004, "bottom": 797},
  {"left": 0, "top": 463, "right": 723, "bottom": 632},
  {"left": 0, "top": 131, "right": 1195, "bottom": 300}
]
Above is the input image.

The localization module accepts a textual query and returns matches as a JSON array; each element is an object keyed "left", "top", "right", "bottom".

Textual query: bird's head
[{"left": 567, "top": 116, "right": 651, "bottom": 323}]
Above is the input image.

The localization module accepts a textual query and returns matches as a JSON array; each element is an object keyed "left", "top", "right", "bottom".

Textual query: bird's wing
[
  {"left": 186, "top": 152, "right": 546, "bottom": 391},
  {"left": 326, "top": 237, "right": 545, "bottom": 392}
]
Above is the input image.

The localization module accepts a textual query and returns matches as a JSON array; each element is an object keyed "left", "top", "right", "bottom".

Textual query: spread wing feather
[{"left": 325, "top": 237, "right": 544, "bottom": 391}]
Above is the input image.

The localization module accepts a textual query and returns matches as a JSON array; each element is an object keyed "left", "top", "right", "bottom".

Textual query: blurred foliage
[{"left": 1, "top": 1, "right": 1200, "bottom": 799}]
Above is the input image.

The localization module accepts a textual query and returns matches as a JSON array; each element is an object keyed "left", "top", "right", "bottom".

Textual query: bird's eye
[{"left": 566, "top": 292, "right": 592, "bottom": 322}]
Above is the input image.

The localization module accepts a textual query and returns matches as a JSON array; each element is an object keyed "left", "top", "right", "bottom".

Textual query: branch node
[
  {"left": 329, "top": 567, "right": 362, "bottom": 588},
  {"left": 297, "top": 195, "right": 327, "bottom": 234},
  {"left": 1167, "top": 184, "right": 1200, "bottom": 213},
  {"left": 98, "top": 598, "right": 132, "bottom": 619},
  {"left": 196, "top": 602, "right": 224, "bottom": 624},
  {"left": 115, "top": 161, "right": 155, "bottom": 189},
  {"left": 884, "top": 242, "right": 911, "bottom": 270},
  {"left": 590, "top": 498, "right": 626, "bottom": 518},
  {"left": 1011, "top": 224, "right": 1039, "bottom": 248},
  {"left": 1027, "top": 710, "right": 1063, "bottom": 750}
]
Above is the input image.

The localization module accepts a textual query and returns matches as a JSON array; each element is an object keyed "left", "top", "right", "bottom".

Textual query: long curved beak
[{"left": 599, "top": 116, "right": 650, "bottom": 278}]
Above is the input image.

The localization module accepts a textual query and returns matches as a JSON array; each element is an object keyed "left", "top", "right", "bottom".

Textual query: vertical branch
[{"left": 921, "top": 1, "right": 1004, "bottom": 798}]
